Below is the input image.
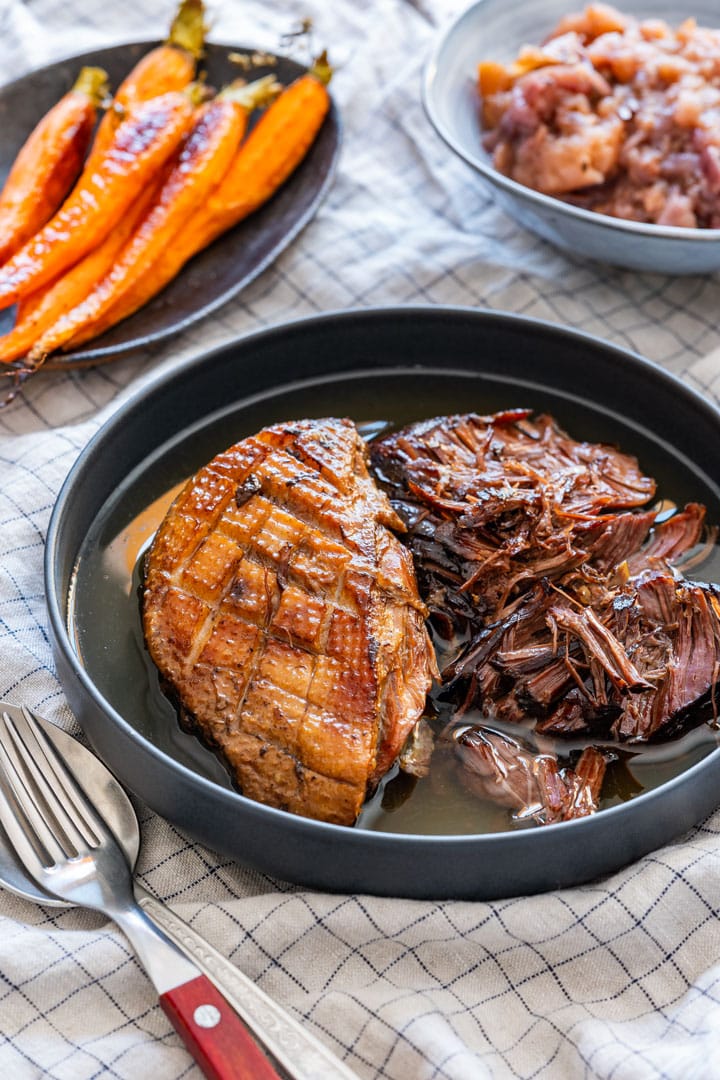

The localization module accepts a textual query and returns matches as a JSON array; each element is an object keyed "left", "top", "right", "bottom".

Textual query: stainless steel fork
[{"left": 0, "top": 707, "right": 283, "bottom": 1080}]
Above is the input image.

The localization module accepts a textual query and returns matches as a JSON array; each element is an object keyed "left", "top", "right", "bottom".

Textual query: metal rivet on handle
[{"left": 193, "top": 1004, "right": 221, "bottom": 1028}]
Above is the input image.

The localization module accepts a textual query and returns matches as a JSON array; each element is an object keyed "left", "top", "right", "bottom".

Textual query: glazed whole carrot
[
  {"left": 198, "top": 61, "right": 332, "bottom": 233},
  {"left": 24, "top": 82, "right": 277, "bottom": 364},
  {"left": 91, "top": 0, "right": 206, "bottom": 159},
  {"left": 0, "top": 67, "right": 108, "bottom": 267},
  {"left": 58, "top": 61, "right": 332, "bottom": 352},
  {"left": 0, "top": 184, "right": 162, "bottom": 365},
  {"left": 9, "top": 1, "right": 205, "bottom": 332},
  {"left": 0, "top": 90, "right": 195, "bottom": 310}
]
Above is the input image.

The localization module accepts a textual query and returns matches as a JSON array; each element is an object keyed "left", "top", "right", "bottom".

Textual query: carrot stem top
[
  {"left": 310, "top": 50, "right": 333, "bottom": 86},
  {"left": 167, "top": 0, "right": 207, "bottom": 60},
  {"left": 72, "top": 66, "right": 110, "bottom": 105},
  {"left": 220, "top": 75, "right": 283, "bottom": 111}
]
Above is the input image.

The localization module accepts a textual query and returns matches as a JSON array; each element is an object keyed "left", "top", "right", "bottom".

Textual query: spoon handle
[{"left": 138, "top": 887, "right": 359, "bottom": 1080}]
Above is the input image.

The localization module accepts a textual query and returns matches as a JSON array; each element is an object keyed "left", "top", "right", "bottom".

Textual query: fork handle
[
  {"left": 139, "top": 889, "right": 358, "bottom": 1080},
  {"left": 114, "top": 901, "right": 283, "bottom": 1079},
  {"left": 160, "top": 974, "right": 282, "bottom": 1080}
]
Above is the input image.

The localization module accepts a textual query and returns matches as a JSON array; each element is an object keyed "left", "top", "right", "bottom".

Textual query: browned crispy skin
[{"left": 143, "top": 418, "right": 437, "bottom": 825}]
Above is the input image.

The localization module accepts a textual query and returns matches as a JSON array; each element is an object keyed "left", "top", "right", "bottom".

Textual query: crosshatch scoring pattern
[
  {"left": 3, "top": 0, "right": 720, "bottom": 1077},
  {"left": 143, "top": 418, "right": 430, "bottom": 824}
]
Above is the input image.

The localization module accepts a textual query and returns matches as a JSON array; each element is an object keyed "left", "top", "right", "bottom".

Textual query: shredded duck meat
[
  {"left": 454, "top": 728, "right": 611, "bottom": 824},
  {"left": 371, "top": 410, "right": 720, "bottom": 822}
]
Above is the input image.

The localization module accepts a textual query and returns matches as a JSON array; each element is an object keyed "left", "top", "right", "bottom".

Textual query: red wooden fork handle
[{"left": 160, "top": 973, "right": 282, "bottom": 1080}]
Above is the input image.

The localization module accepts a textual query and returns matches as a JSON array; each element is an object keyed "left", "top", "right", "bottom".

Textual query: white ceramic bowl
[{"left": 423, "top": 0, "right": 720, "bottom": 273}]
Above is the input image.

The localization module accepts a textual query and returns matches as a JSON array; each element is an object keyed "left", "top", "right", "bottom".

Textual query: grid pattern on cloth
[{"left": 2, "top": 0, "right": 720, "bottom": 1077}]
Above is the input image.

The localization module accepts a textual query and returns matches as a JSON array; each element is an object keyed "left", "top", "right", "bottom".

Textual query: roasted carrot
[
  {"left": 0, "top": 91, "right": 195, "bottom": 310},
  {"left": 0, "top": 67, "right": 108, "bottom": 267},
  {"left": 8, "top": 3, "right": 204, "bottom": 335},
  {"left": 62, "top": 62, "right": 332, "bottom": 351},
  {"left": 25, "top": 78, "right": 280, "bottom": 364},
  {"left": 91, "top": 0, "right": 206, "bottom": 159},
  {"left": 0, "top": 183, "right": 162, "bottom": 365},
  {"left": 193, "top": 56, "right": 333, "bottom": 237}
]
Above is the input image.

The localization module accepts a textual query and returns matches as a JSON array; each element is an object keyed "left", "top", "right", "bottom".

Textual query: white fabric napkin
[{"left": 2, "top": 1, "right": 720, "bottom": 1077}]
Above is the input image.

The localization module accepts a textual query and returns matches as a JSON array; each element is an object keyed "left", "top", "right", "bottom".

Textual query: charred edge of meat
[{"left": 235, "top": 473, "right": 263, "bottom": 507}]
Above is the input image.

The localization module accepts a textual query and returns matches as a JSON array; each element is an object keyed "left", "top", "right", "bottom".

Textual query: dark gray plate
[
  {"left": 45, "top": 307, "right": 720, "bottom": 899},
  {"left": 0, "top": 42, "right": 340, "bottom": 366}
]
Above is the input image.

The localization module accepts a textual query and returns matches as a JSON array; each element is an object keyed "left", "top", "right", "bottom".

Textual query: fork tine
[
  {"left": 0, "top": 708, "right": 97, "bottom": 859},
  {"left": 0, "top": 716, "right": 68, "bottom": 867},
  {"left": 2, "top": 711, "right": 91, "bottom": 856},
  {"left": 5, "top": 708, "right": 105, "bottom": 859},
  {"left": 17, "top": 707, "right": 105, "bottom": 848}
]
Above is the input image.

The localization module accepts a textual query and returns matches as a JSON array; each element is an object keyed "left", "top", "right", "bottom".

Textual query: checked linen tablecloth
[{"left": 3, "top": 0, "right": 720, "bottom": 1077}]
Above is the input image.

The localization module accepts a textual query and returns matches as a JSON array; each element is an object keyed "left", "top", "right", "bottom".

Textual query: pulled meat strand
[
  {"left": 371, "top": 411, "right": 718, "bottom": 752},
  {"left": 454, "top": 727, "right": 610, "bottom": 824}
]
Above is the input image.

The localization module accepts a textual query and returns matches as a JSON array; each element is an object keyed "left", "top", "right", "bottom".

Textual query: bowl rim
[
  {"left": 44, "top": 304, "right": 720, "bottom": 855},
  {"left": 423, "top": 0, "right": 720, "bottom": 244}
]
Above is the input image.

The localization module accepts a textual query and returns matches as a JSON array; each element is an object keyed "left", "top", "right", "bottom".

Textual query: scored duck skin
[
  {"left": 371, "top": 411, "right": 719, "bottom": 744},
  {"left": 143, "top": 417, "right": 437, "bottom": 825}
]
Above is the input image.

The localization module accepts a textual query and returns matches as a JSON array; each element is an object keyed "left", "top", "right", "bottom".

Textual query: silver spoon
[{"left": 0, "top": 700, "right": 357, "bottom": 1080}]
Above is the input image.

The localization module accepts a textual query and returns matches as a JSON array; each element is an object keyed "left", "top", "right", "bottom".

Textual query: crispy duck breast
[
  {"left": 371, "top": 410, "right": 720, "bottom": 820},
  {"left": 143, "top": 417, "right": 437, "bottom": 825}
]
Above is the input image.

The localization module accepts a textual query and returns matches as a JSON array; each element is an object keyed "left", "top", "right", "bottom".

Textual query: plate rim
[{"left": 44, "top": 304, "right": 720, "bottom": 855}]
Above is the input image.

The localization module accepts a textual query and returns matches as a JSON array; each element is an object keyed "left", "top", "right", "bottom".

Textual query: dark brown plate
[
  {"left": 0, "top": 42, "right": 340, "bottom": 367},
  {"left": 45, "top": 308, "right": 720, "bottom": 899}
]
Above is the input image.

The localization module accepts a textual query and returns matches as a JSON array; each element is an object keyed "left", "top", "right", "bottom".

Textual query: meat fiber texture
[
  {"left": 454, "top": 728, "right": 609, "bottom": 825},
  {"left": 371, "top": 410, "right": 719, "bottom": 745},
  {"left": 143, "top": 417, "right": 437, "bottom": 826}
]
